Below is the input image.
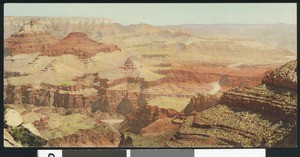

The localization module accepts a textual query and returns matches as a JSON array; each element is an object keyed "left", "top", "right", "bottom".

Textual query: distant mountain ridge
[
  {"left": 5, "top": 16, "right": 296, "bottom": 54},
  {"left": 163, "top": 23, "right": 296, "bottom": 53}
]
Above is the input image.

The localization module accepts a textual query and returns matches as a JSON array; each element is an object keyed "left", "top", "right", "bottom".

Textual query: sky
[{"left": 4, "top": 3, "right": 297, "bottom": 26}]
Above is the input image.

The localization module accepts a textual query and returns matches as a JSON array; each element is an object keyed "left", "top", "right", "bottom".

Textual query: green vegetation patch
[
  {"left": 40, "top": 113, "right": 96, "bottom": 139},
  {"left": 10, "top": 126, "right": 47, "bottom": 147}
]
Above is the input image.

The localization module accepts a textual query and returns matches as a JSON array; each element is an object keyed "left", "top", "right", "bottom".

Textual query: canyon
[{"left": 3, "top": 16, "right": 296, "bottom": 147}]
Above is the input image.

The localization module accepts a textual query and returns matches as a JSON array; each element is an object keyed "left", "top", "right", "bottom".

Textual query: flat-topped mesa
[
  {"left": 42, "top": 32, "right": 121, "bottom": 59},
  {"left": 4, "top": 20, "right": 59, "bottom": 55},
  {"left": 262, "top": 60, "right": 297, "bottom": 90}
]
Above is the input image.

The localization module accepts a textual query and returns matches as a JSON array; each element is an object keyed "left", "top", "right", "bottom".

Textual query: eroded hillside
[{"left": 3, "top": 16, "right": 296, "bottom": 147}]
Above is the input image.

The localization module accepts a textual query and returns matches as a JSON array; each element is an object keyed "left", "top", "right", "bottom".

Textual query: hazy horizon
[{"left": 4, "top": 3, "right": 297, "bottom": 26}]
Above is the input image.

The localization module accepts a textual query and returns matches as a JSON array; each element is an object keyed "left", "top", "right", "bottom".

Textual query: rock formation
[
  {"left": 220, "top": 85, "right": 296, "bottom": 120},
  {"left": 4, "top": 83, "right": 102, "bottom": 114},
  {"left": 42, "top": 32, "right": 120, "bottom": 59},
  {"left": 116, "top": 92, "right": 140, "bottom": 116},
  {"left": 221, "top": 60, "right": 297, "bottom": 120},
  {"left": 4, "top": 129, "right": 22, "bottom": 147},
  {"left": 118, "top": 133, "right": 133, "bottom": 147},
  {"left": 183, "top": 93, "right": 220, "bottom": 115},
  {"left": 32, "top": 117, "right": 50, "bottom": 130},
  {"left": 4, "top": 20, "right": 59, "bottom": 55},
  {"left": 4, "top": 108, "right": 47, "bottom": 147},
  {"left": 119, "top": 104, "right": 179, "bottom": 133},
  {"left": 169, "top": 60, "right": 297, "bottom": 147},
  {"left": 262, "top": 60, "right": 297, "bottom": 90}
]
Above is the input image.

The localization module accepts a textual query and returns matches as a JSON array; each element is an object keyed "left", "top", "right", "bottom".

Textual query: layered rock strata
[
  {"left": 4, "top": 20, "right": 58, "bottom": 55},
  {"left": 169, "top": 60, "right": 297, "bottom": 147},
  {"left": 262, "top": 60, "right": 297, "bottom": 90},
  {"left": 42, "top": 32, "right": 120, "bottom": 59}
]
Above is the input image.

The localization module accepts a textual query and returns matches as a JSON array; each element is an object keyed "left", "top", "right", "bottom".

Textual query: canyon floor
[{"left": 3, "top": 17, "right": 297, "bottom": 148}]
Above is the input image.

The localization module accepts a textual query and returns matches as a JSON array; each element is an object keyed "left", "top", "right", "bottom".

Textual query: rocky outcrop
[
  {"left": 4, "top": 109, "right": 24, "bottom": 128},
  {"left": 220, "top": 85, "right": 297, "bottom": 120},
  {"left": 4, "top": 129, "right": 22, "bottom": 147},
  {"left": 32, "top": 117, "right": 50, "bottom": 130},
  {"left": 116, "top": 92, "right": 140, "bottom": 116},
  {"left": 4, "top": 84, "right": 32, "bottom": 104},
  {"left": 262, "top": 60, "right": 297, "bottom": 90},
  {"left": 99, "top": 89, "right": 128, "bottom": 113},
  {"left": 118, "top": 133, "right": 133, "bottom": 147},
  {"left": 183, "top": 93, "right": 220, "bottom": 115},
  {"left": 119, "top": 105, "right": 179, "bottom": 133},
  {"left": 42, "top": 32, "right": 120, "bottom": 59},
  {"left": 221, "top": 60, "right": 297, "bottom": 120},
  {"left": 52, "top": 89, "right": 100, "bottom": 113},
  {"left": 4, "top": 108, "right": 47, "bottom": 147},
  {"left": 169, "top": 60, "right": 297, "bottom": 147},
  {"left": 169, "top": 105, "right": 295, "bottom": 147},
  {"left": 4, "top": 83, "right": 102, "bottom": 114},
  {"left": 23, "top": 88, "right": 53, "bottom": 106},
  {"left": 4, "top": 20, "right": 59, "bottom": 55}
]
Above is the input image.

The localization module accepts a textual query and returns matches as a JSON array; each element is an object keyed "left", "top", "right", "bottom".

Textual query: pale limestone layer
[{"left": 5, "top": 109, "right": 23, "bottom": 128}]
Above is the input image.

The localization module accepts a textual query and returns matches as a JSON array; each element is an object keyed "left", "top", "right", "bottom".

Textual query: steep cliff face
[
  {"left": 116, "top": 92, "right": 140, "bottom": 116},
  {"left": 22, "top": 88, "right": 53, "bottom": 106},
  {"left": 4, "top": 74, "right": 147, "bottom": 115},
  {"left": 4, "top": 20, "right": 59, "bottom": 55},
  {"left": 262, "top": 60, "right": 297, "bottom": 90},
  {"left": 42, "top": 32, "right": 120, "bottom": 59},
  {"left": 4, "top": 16, "right": 114, "bottom": 39},
  {"left": 183, "top": 93, "right": 220, "bottom": 115},
  {"left": 4, "top": 83, "right": 102, "bottom": 114},
  {"left": 119, "top": 105, "right": 179, "bottom": 133},
  {"left": 4, "top": 84, "right": 32, "bottom": 104},
  {"left": 99, "top": 89, "right": 128, "bottom": 113},
  {"left": 220, "top": 85, "right": 296, "bottom": 120},
  {"left": 52, "top": 89, "right": 101, "bottom": 114}
]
